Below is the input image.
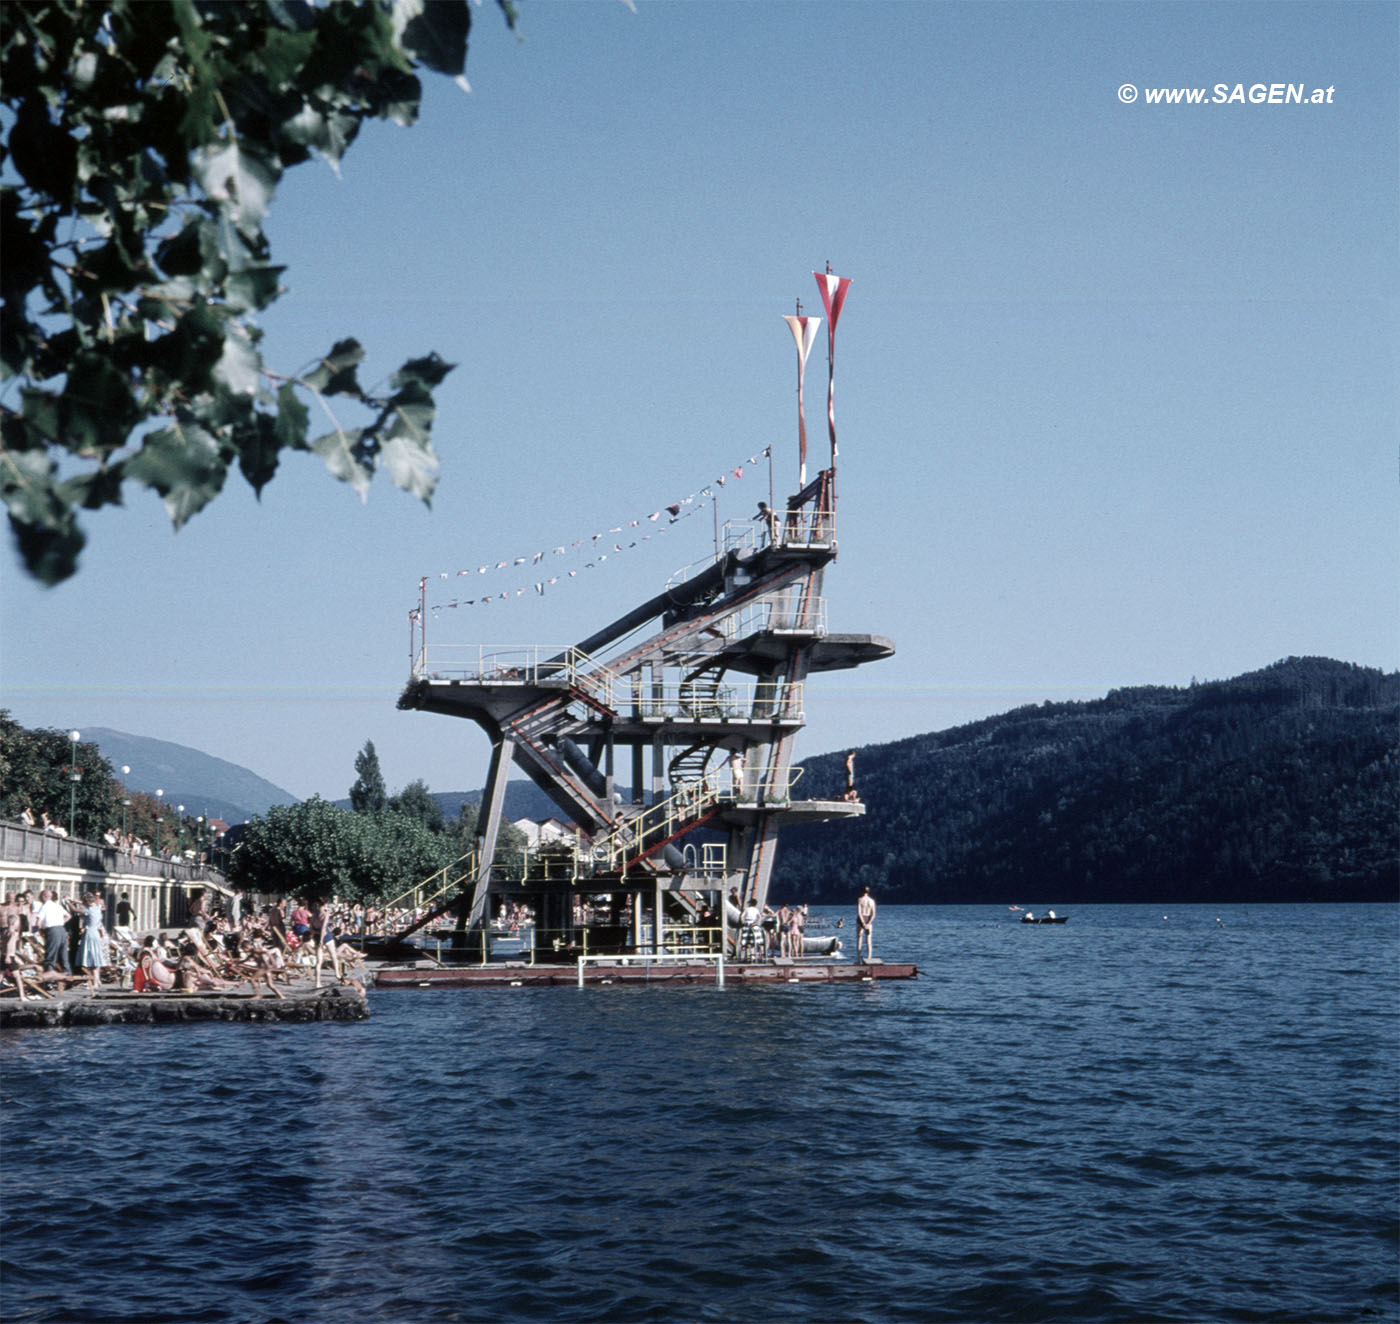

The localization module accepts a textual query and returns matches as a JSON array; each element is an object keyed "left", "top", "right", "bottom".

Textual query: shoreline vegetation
[
  {"left": 776, "top": 658, "right": 1397, "bottom": 906},
  {"left": 5, "top": 658, "right": 1392, "bottom": 917}
]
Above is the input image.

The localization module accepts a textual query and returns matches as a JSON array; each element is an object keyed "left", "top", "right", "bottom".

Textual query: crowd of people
[
  {"left": 17, "top": 807, "right": 71, "bottom": 838},
  {"left": 19, "top": 805, "right": 206, "bottom": 864},
  {"left": 732, "top": 892, "right": 812, "bottom": 959},
  {"left": 0, "top": 887, "right": 365, "bottom": 1003}
]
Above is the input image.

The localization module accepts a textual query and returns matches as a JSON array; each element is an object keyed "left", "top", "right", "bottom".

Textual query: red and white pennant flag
[{"left": 814, "top": 268, "right": 851, "bottom": 464}]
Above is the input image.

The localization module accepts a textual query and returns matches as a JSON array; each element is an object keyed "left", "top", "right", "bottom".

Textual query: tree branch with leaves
[{"left": 1, "top": 0, "right": 516, "bottom": 583}]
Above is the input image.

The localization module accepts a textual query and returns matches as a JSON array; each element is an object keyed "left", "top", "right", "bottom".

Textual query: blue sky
[{"left": 3, "top": 0, "right": 1396, "bottom": 806}]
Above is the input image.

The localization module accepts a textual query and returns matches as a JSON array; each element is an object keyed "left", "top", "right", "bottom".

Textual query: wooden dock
[
  {"left": 0, "top": 980, "right": 368, "bottom": 1028},
  {"left": 375, "top": 959, "right": 917, "bottom": 988}
]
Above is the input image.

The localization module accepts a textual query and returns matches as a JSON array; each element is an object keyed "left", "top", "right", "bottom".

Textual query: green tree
[
  {"left": 1, "top": 0, "right": 516, "bottom": 584},
  {"left": 358, "top": 807, "right": 455, "bottom": 897},
  {"left": 0, "top": 710, "right": 121, "bottom": 838},
  {"left": 124, "top": 789, "right": 170, "bottom": 848},
  {"left": 388, "top": 776, "right": 443, "bottom": 833},
  {"left": 349, "top": 738, "right": 387, "bottom": 813},
  {"left": 230, "top": 794, "right": 454, "bottom": 902},
  {"left": 451, "top": 799, "right": 526, "bottom": 860}
]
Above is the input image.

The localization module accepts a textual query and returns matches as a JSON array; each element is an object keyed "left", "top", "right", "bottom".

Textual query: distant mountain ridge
[
  {"left": 84, "top": 728, "right": 299, "bottom": 824},
  {"left": 773, "top": 657, "right": 1398, "bottom": 905},
  {"left": 90, "top": 657, "right": 1397, "bottom": 905}
]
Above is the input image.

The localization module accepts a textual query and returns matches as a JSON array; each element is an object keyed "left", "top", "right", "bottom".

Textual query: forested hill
[{"left": 775, "top": 658, "right": 1398, "bottom": 905}]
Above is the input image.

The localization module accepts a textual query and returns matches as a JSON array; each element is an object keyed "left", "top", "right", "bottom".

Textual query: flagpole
[{"left": 418, "top": 576, "right": 428, "bottom": 674}]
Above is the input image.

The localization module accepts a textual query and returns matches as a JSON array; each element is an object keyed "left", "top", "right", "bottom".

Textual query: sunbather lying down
[
  {"left": 1, "top": 958, "right": 90, "bottom": 999},
  {"left": 132, "top": 950, "right": 176, "bottom": 992}
]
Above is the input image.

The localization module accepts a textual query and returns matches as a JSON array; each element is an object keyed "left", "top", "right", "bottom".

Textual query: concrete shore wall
[{"left": 0, "top": 983, "right": 368, "bottom": 1029}]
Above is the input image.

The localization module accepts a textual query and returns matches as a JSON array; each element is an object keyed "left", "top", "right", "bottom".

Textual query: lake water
[{"left": 2, "top": 904, "right": 1396, "bottom": 1324}]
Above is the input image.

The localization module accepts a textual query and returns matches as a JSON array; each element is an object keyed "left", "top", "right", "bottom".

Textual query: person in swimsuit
[
  {"left": 856, "top": 886, "right": 876, "bottom": 962},
  {"left": 788, "top": 904, "right": 804, "bottom": 960},
  {"left": 241, "top": 940, "right": 286, "bottom": 1000}
]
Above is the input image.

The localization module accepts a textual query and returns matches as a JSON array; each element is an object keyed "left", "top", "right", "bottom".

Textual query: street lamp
[
  {"left": 120, "top": 766, "right": 131, "bottom": 836},
  {"left": 67, "top": 729, "right": 81, "bottom": 837},
  {"left": 155, "top": 788, "right": 164, "bottom": 854},
  {"left": 176, "top": 804, "right": 186, "bottom": 856}
]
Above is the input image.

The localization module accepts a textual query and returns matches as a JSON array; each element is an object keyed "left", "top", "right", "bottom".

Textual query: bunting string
[{"left": 412, "top": 447, "right": 772, "bottom": 617}]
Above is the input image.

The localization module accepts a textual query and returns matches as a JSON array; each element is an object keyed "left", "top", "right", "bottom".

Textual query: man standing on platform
[
  {"left": 856, "top": 885, "right": 876, "bottom": 963},
  {"left": 33, "top": 889, "right": 71, "bottom": 973}
]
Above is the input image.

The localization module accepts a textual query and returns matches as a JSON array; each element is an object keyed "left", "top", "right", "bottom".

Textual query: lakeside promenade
[{"left": 0, "top": 818, "right": 228, "bottom": 936}]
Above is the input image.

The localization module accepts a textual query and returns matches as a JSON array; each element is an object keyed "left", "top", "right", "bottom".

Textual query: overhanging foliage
[{"left": 1, "top": 0, "right": 515, "bottom": 583}]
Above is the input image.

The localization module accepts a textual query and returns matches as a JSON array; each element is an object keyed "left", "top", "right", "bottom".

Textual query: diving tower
[{"left": 392, "top": 272, "right": 893, "bottom": 960}]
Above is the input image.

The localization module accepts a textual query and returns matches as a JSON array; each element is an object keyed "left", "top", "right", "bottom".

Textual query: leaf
[
  {"left": 379, "top": 432, "right": 438, "bottom": 503},
  {"left": 235, "top": 414, "right": 281, "bottom": 495},
  {"left": 303, "top": 337, "right": 364, "bottom": 395},
  {"left": 0, "top": 443, "right": 63, "bottom": 527},
  {"left": 191, "top": 139, "right": 281, "bottom": 233},
  {"left": 279, "top": 102, "right": 359, "bottom": 167},
  {"left": 394, "top": 0, "right": 472, "bottom": 78},
  {"left": 124, "top": 419, "right": 229, "bottom": 527},
  {"left": 224, "top": 262, "right": 284, "bottom": 312},
  {"left": 309, "top": 425, "right": 371, "bottom": 500},
  {"left": 62, "top": 465, "right": 126, "bottom": 513},
  {"left": 392, "top": 351, "right": 456, "bottom": 392},
  {"left": 61, "top": 351, "right": 142, "bottom": 455},
  {"left": 154, "top": 218, "right": 208, "bottom": 277},
  {"left": 213, "top": 328, "right": 261, "bottom": 397},
  {"left": 147, "top": 302, "right": 227, "bottom": 398},
  {"left": 19, "top": 389, "right": 62, "bottom": 445},
  {"left": 7, "top": 508, "right": 86, "bottom": 587},
  {"left": 0, "top": 445, "right": 86, "bottom": 586},
  {"left": 274, "top": 381, "right": 309, "bottom": 450}
]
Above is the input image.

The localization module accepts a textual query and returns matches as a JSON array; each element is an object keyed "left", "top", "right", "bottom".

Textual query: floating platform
[
  {"left": 374, "top": 959, "right": 917, "bottom": 988},
  {"left": 0, "top": 981, "right": 368, "bottom": 1028}
]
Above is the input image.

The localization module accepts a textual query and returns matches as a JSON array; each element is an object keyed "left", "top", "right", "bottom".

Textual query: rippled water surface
[{"left": 3, "top": 904, "right": 1396, "bottom": 1324}]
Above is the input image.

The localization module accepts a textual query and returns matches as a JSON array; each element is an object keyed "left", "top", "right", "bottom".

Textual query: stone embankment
[{"left": 0, "top": 981, "right": 368, "bottom": 1028}]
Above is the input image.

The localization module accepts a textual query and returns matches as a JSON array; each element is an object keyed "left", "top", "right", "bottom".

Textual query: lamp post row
[{"left": 62, "top": 741, "right": 205, "bottom": 860}]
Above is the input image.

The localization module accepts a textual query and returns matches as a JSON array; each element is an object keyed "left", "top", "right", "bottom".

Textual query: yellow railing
[
  {"left": 589, "top": 782, "right": 724, "bottom": 872},
  {"left": 381, "top": 848, "right": 479, "bottom": 916}
]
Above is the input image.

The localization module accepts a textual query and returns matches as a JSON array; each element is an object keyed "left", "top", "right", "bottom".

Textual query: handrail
[
  {"left": 752, "top": 764, "right": 805, "bottom": 805},
  {"left": 723, "top": 592, "right": 827, "bottom": 640},
  {"left": 413, "top": 644, "right": 619, "bottom": 708},
  {"left": 589, "top": 781, "right": 725, "bottom": 872},
  {"left": 629, "top": 678, "right": 804, "bottom": 724},
  {"left": 577, "top": 948, "right": 726, "bottom": 987},
  {"left": 381, "top": 848, "right": 478, "bottom": 915}
]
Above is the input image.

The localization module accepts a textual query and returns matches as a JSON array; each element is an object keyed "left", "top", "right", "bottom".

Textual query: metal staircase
[{"left": 395, "top": 457, "right": 892, "bottom": 957}]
